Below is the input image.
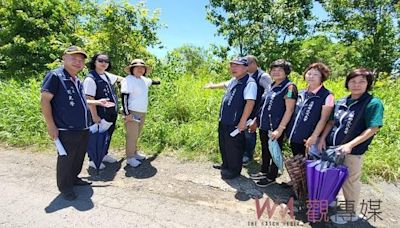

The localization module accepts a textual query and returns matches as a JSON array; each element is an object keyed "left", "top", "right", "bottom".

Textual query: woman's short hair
[
  {"left": 88, "top": 53, "right": 112, "bottom": 71},
  {"left": 345, "top": 68, "right": 375, "bottom": 91},
  {"left": 303, "top": 62, "right": 331, "bottom": 82},
  {"left": 269, "top": 59, "right": 292, "bottom": 75}
]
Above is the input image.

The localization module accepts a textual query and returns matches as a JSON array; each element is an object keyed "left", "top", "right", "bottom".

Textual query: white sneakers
[
  {"left": 134, "top": 152, "right": 147, "bottom": 161},
  {"left": 88, "top": 161, "right": 106, "bottom": 170},
  {"left": 89, "top": 153, "right": 146, "bottom": 168},
  {"left": 127, "top": 157, "right": 142, "bottom": 167},
  {"left": 88, "top": 154, "right": 117, "bottom": 170},
  {"left": 126, "top": 152, "right": 147, "bottom": 167},
  {"left": 102, "top": 154, "right": 118, "bottom": 163}
]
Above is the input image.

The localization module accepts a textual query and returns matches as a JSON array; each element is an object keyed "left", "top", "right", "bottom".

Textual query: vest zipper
[
  {"left": 288, "top": 92, "right": 320, "bottom": 142},
  {"left": 332, "top": 100, "right": 359, "bottom": 145},
  {"left": 72, "top": 79, "right": 89, "bottom": 128}
]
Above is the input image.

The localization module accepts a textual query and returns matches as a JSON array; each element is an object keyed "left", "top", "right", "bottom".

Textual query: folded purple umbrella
[
  {"left": 306, "top": 160, "right": 320, "bottom": 201},
  {"left": 315, "top": 161, "right": 331, "bottom": 198},
  {"left": 326, "top": 165, "right": 348, "bottom": 203}
]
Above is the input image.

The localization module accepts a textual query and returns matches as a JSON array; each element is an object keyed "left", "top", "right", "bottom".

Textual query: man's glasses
[{"left": 97, "top": 59, "right": 110, "bottom": 63}]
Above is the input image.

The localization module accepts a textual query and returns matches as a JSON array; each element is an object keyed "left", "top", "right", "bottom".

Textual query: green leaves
[
  {"left": 206, "top": 0, "right": 313, "bottom": 65},
  {"left": 319, "top": 0, "right": 399, "bottom": 75},
  {"left": 0, "top": 0, "right": 85, "bottom": 79},
  {"left": 0, "top": 0, "right": 162, "bottom": 79}
]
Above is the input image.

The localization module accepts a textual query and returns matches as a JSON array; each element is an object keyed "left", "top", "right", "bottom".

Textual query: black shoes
[
  {"left": 249, "top": 172, "right": 267, "bottom": 180},
  {"left": 212, "top": 164, "right": 222, "bottom": 170},
  {"left": 255, "top": 178, "right": 276, "bottom": 187}
]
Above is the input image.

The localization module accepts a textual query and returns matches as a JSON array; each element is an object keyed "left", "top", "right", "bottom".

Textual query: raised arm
[{"left": 204, "top": 81, "right": 228, "bottom": 89}]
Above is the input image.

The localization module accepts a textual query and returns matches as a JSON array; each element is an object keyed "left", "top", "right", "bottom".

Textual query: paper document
[
  {"left": 99, "top": 119, "right": 113, "bottom": 133},
  {"left": 54, "top": 138, "right": 67, "bottom": 156},
  {"left": 230, "top": 119, "right": 254, "bottom": 137},
  {"left": 89, "top": 124, "right": 99, "bottom": 133}
]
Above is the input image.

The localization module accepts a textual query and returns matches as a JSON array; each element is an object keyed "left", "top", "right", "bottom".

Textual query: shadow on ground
[
  {"left": 86, "top": 159, "right": 123, "bottom": 182},
  {"left": 44, "top": 185, "right": 94, "bottom": 213},
  {"left": 124, "top": 154, "right": 158, "bottom": 179}
]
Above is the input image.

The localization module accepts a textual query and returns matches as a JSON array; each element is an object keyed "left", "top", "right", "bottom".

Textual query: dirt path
[{"left": 0, "top": 146, "right": 398, "bottom": 228}]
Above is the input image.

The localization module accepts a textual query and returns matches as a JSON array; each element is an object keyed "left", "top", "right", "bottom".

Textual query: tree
[
  {"left": 206, "top": 0, "right": 314, "bottom": 68},
  {"left": 290, "top": 35, "right": 361, "bottom": 77},
  {"left": 0, "top": 0, "right": 85, "bottom": 79},
  {"left": 82, "top": 0, "right": 162, "bottom": 76},
  {"left": 318, "top": 0, "right": 400, "bottom": 75},
  {"left": 0, "top": 0, "right": 162, "bottom": 79}
]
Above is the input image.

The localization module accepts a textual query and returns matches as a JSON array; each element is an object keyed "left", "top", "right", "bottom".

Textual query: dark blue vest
[
  {"left": 326, "top": 92, "right": 374, "bottom": 155},
  {"left": 219, "top": 74, "right": 255, "bottom": 126},
  {"left": 258, "top": 79, "right": 293, "bottom": 131},
  {"left": 250, "top": 69, "right": 265, "bottom": 119},
  {"left": 287, "top": 86, "right": 331, "bottom": 143},
  {"left": 49, "top": 67, "right": 90, "bottom": 130},
  {"left": 86, "top": 71, "right": 118, "bottom": 122}
]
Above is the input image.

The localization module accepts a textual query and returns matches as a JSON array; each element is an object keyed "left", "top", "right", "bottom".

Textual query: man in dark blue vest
[
  {"left": 216, "top": 57, "right": 257, "bottom": 179},
  {"left": 243, "top": 55, "right": 272, "bottom": 164},
  {"left": 41, "top": 46, "right": 102, "bottom": 201},
  {"left": 205, "top": 55, "right": 270, "bottom": 167}
]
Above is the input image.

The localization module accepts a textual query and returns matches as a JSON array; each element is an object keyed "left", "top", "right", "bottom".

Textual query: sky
[{"left": 130, "top": 0, "right": 328, "bottom": 58}]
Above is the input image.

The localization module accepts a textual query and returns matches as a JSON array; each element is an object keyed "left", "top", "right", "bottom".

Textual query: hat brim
[
  {"left": 230, "top": 60, "right": 247, "bottom": 65},
  {"left": 124, "top": 64, "right": 152, "bottom": 75},
  {"left": 64, "top": 51, "right": 87, "bottom": 58}
]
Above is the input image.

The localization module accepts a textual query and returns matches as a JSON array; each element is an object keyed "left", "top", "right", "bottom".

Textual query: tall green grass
[
  {"left": 0, "top": 72, "right": 399, "bottom": 181},
  {"left": 0, "top": 79, "right": 49, "bottom": 148}
]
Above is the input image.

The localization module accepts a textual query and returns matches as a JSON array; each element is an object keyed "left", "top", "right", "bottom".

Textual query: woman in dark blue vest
[
  {"left": 286, "top": 63, "right": 334, "bottom": 156},
  {"left": 318, "top": 69, "right": 384, "bottom": 224},
  {"left": 249, "top": 59, "right": 297, "bottom": 187},
  {"left": 83, "top": 53, "right": 124, "bottom": 169}
]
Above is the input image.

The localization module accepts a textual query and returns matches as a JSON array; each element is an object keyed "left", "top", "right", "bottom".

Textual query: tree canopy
[{"left": 0, "top": 0, "right": 162, "bottom": 79}]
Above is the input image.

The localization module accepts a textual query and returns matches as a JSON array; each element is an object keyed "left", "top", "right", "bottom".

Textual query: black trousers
[
  {"left": 290, "top": 141, "right": 306, "bottom": 156},
  {"left": 218, "top": 122, "right": 245, "bottom": 176},
  {"left": 260, "top": 129, "right": 284, "bottom": 181},
  {"left": 57, "top": 130, "right": 89, "bottom": 193}
]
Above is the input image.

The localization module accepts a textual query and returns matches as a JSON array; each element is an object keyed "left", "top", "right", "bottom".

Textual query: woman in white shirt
[{"left": 121, "top": 59, "right": 160, "bottom": 167}]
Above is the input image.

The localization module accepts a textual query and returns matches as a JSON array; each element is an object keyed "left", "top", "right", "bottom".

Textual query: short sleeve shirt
[
  {"left": 225, "top": 77, "right": 257, "bottom": 100},
  {"left": 121, "top": 75, "right": 152, "bottom": 112},
  {"left": 83, "top": 72, "right": 118, "bottom": 97},
  {"left": 329, "top": 96, "right": 384, "bottom": 128},
  {"left": 347, "top": 97, "right": 384, "bottom": 128}
]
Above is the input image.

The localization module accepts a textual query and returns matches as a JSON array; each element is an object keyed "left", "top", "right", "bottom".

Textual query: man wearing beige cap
[{"left": 41, "top": 46, "right": 93, "bottom": 201}]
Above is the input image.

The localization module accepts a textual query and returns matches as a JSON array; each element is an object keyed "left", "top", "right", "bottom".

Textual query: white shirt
[
  {"left": 83, "top": 72, "right": 118, "bottom": 97},
  {"left": 121, "top": 75, "right": 152, "bottom": 113},
  {"left": 251, "top": 69, "right": 272, "bottom": 91},
  {"left": 225, "top": 77, "right": 257, "bottom": 100}
]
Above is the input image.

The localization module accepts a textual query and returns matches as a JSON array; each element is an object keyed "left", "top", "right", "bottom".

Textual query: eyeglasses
[{"left": 97, "top": 59, "right": 110, "bottom": 63}]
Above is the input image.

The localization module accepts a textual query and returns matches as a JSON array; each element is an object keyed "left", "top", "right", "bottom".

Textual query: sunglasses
[{"left": 97, "top": 59, "right": 110, "bottom": 63}]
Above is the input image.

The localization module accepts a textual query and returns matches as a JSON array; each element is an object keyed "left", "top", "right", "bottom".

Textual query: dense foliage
[{"left": 0, "top": 1, "right": 399, "bottom": 181}]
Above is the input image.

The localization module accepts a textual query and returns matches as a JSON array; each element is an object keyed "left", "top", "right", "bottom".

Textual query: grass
[{"left": 0, "top": 71, "right": 399, "bottom": 182}]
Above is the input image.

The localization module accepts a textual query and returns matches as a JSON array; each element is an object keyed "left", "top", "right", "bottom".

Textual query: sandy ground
[{"left": 0, "top": 146, "right": 399, "bottom": 228}]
